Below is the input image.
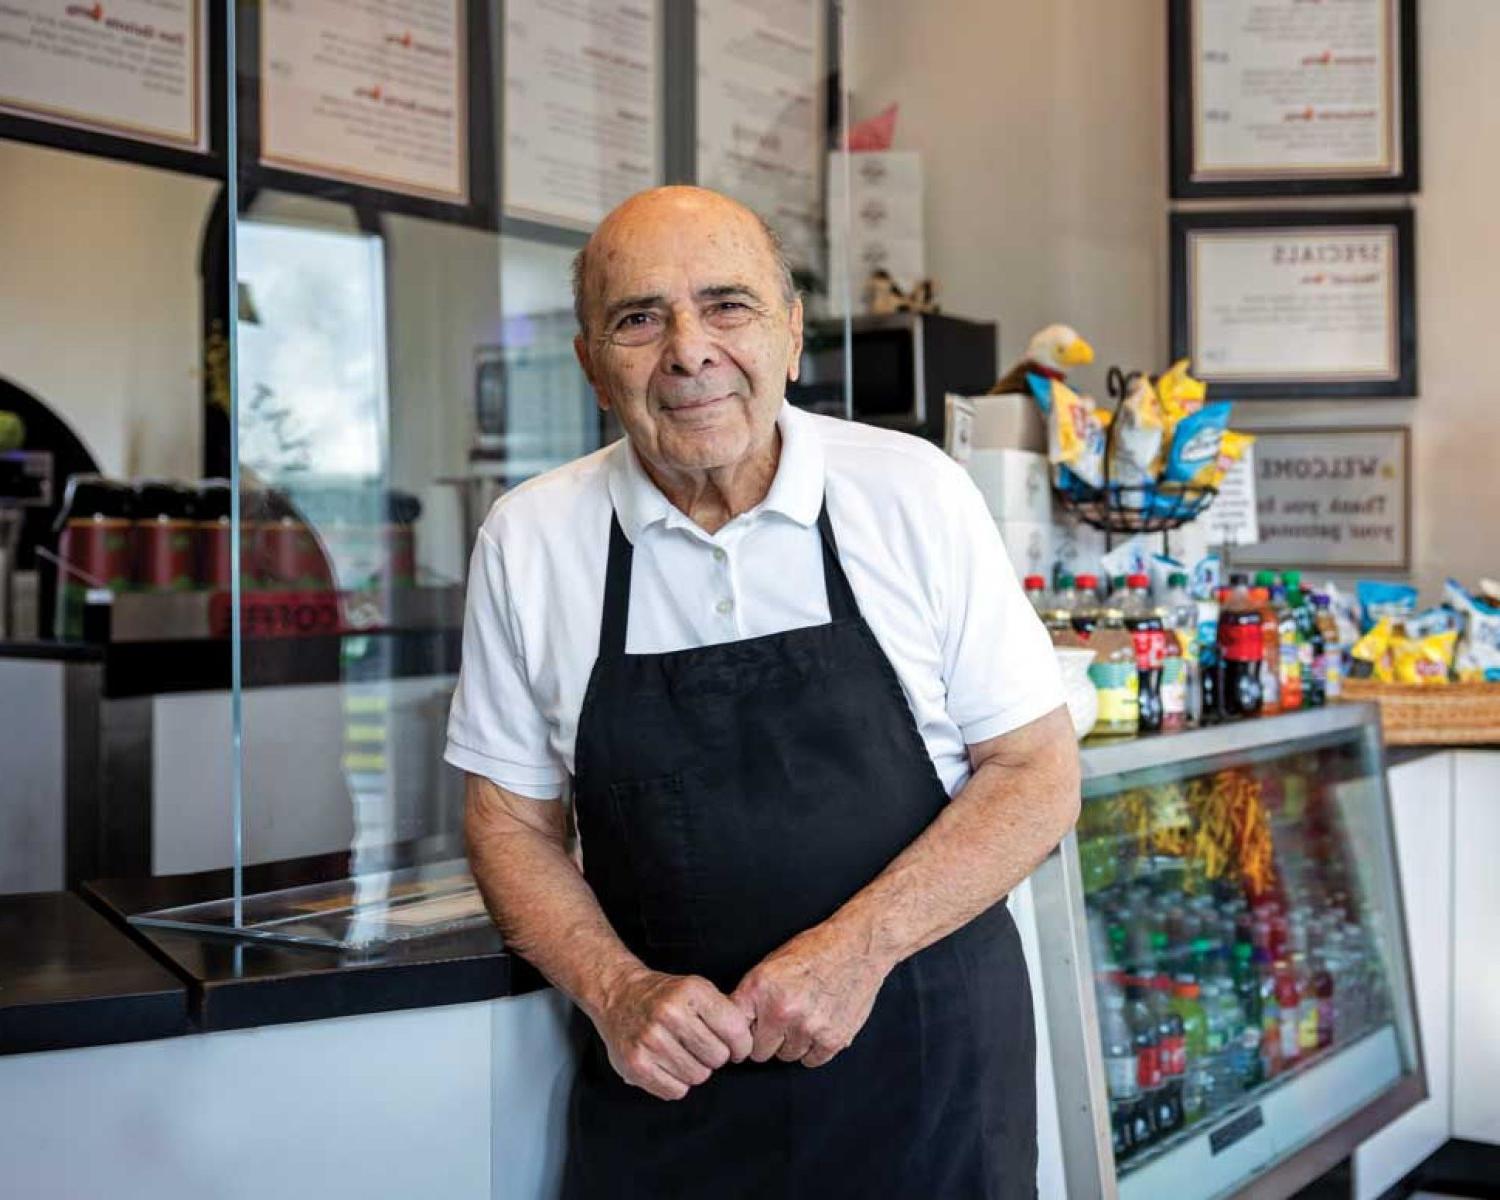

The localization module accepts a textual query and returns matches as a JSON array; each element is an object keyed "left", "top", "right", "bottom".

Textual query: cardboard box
[
  {"left": 969, "top": 391, "right": 1046, "bottom": 454},
  {"left": 966, "top": 448, "right": 1054, "bottom": 526},
  {"left": 996, "top": 519, "right": 1055, "bottom": 582}
]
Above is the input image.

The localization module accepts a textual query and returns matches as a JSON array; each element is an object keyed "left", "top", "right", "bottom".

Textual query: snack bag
[
  {"left": 1325, "top": 581, "right": 1362, "bottom": 649},
  {"left": 1101, "top": 536, "right": 1150, "bottom": 581},
  {"left": 1445, "top": 579, "right": 1500, "bottom": 680},
  {"left": 1037, "top": 373, "right": 1107, "bottom": 490},
  {"left": 1107, "top": 374, "right": 1165, "bottom": 487},
  {"left": 1204, "top": 430, "right": 1254, "bottom": 489},
  {"left": 1349, "top": 618, "right": 1396, "bottom": 682},
  {"left": 1156, "top": 359, "right": 1207, "bottom": 427},
  {"left": 1393, "top": 631, "right": 1458, "bottom": 685},
  {"left": 1162, "top": 402, "right": 1232, "bottom": 485},
  {"left": 1357, "top": 580, "right": 1418, "bottom": 632}
]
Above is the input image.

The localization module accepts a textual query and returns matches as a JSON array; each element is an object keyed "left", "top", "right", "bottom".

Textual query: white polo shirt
[{"left": 444, "top": 402, "right": 1063, "bottom": 801}]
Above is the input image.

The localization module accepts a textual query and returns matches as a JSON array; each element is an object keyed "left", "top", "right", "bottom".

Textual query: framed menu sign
[
  {"left": 0, "top": 0, "right": 221, "bottom": 177},
  {"left": 1171, "top": 209, "right": 1416, "bottom": 400},
  {"left": 245, "top": 0, "right": 497, "bottom": 229},
  {"left": 1170, "top": 0, "right": 1418, "bottom": 198},
  {"left": 503, "top": 0, "right": 663, "bottom": 231},
  {"left": 1228, "top": 426, "right": 1410, "bottom": 572}
]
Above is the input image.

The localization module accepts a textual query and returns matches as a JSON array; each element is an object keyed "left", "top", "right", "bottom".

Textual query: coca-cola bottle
[{"left": 1219, "top": 575, "right": 1264, "bottom": 718}]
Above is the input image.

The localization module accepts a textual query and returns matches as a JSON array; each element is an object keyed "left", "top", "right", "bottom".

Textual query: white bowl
[{"left": 1053, "top": 646, "right": 1099, "bottom": 740}]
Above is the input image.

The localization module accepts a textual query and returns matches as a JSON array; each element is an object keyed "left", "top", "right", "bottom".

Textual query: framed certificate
[
  {"left": 1227, "top": 426, "right": 1411, "bottom": 573},
  {"left": 502, "top": 0, "right": 664, "bottom": 231},
  {"left": 0, "top": 0, "right": 222, "bottom": 179},
  {"left": 245, "top": 0, "right": 497, "bottom": 230},
  {"left": 1170, "top": 209, "right": 1416, "bottom": 400},
  {"left": 1170, "top": 0, "right": 1418, "bottom": 198}
]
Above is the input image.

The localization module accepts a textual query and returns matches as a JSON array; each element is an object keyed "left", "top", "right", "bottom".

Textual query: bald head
[{"left": 572, "top": 187, "right": 796, "bottom": 335}]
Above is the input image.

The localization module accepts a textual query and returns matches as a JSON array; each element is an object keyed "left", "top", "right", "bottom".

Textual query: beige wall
[
  {"left": 850, "top": 0, "right": 1500, "bottom": 599},
  {"left": 0, "top": 139, "right": 216, "bottom": 479}
]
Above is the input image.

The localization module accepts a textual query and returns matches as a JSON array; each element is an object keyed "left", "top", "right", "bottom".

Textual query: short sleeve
[
  {"left": 938, "top": 467, "right": 1065, "bottom": 744},
  {"left": 444, "top": 528, "right": 567, "bottom": 800}
]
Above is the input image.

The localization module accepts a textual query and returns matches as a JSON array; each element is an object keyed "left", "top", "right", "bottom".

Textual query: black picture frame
[
  {"left": 236, "top": 0, "right": 499, "bottom": 233},
  {"left": 0, "top": 1, "right": 227, "bottom": 182},
  {"left": 1169, "top": 0, "right": 1419, "bottom": 199},
  {"left": 1170, "top": 208, "right": 1417, "bottom": 401}
]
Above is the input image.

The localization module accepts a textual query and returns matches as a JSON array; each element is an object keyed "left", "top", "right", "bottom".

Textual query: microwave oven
[{"left": 788, "top": 312, "right": 997, "bottom": 444}]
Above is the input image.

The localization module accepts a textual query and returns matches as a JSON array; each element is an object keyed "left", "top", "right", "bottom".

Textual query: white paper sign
[
  {"left": 1203, "top": 445, "right": 1260, "bottom": 547},
  {"left": 1189, "top": 226, "right": 1398, "bottom": 382},
  {"left": 1193, "top": 0, "right": 1401, "bottom": 180},
  {"left": 0, "top": 0, "right": 206, "bottom": 150},
  {"left": 1231, "top": 428, "right": 1409, "bottom": 570},
  {"left": 696, "top": 0, "right": 823, "bottom": 271},
  {"left": 504, "top": 0, "right": 661, "bottom": 229},
  {"left": 260, "top": 0, "right": 468, "bottom": 203}
]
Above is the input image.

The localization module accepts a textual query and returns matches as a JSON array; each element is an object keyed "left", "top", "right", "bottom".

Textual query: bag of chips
[
  {"left": 1107, "top": 374, "right": 1165, "bottom": 487},
  {"left": 1349, "top": 618, "right": 1396, "bottom": 682},
  {"left": 1162, "top": 402, "right": 1232, "bottom": 486},
  {"left": 1392, "top": 631, "right": 1458, "bottom": 685},
  {"left": 1035, "top": 373, "right": 1107, "bottom": 490}
]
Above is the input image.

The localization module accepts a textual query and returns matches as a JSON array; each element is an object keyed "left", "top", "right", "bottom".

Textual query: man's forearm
[
  {"left": 821, "top": 706, "right": 1081, "bottom": 974},
  {"left": 464, "top": 778, "right": 644, "bottom": 1019}
]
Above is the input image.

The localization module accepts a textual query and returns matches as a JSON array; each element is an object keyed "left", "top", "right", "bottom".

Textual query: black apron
[{"left": 562, "top": 501, "right": 1036, "bottom": 1200}]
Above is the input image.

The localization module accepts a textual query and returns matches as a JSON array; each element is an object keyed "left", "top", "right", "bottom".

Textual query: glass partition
[{"left": 118, "top": 0, "right": 855, "bottom": 945}]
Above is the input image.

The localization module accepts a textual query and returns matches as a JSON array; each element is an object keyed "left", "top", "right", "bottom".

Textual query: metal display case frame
[{"left": 1033, "top": 704, "right": 1426, "bottom": 1200}]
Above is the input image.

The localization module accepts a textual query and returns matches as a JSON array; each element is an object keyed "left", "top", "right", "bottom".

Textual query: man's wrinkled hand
[
  {"left": 731, "top": 924, "right": 891, "bottom": 1069},
  {"left": 591, "top": 967, "right": 754, "bottom": 1101}
]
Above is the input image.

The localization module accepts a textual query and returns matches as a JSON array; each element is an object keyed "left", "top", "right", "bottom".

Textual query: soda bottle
[
  {"left": 1123, "top": 574, "right": 1167, "bottom": 735},
  {"left": 1088, "top": 606, "right": 1141, "bottom": 738},
  {"left": 1023, "top": 574, "right": 1049, "bottom": 614},
  {"left": 1273, "top": 581, "right": 1304, "bottom": 710},
  {"left": 1044, "top": 574, "right": 1079, "bottom": 644},
  {"left": 1072, "top": 573, "right": 1103, "bottom": 639},
  {"left": 1125, "top": 980, "right": 1162, "bottom": 1146},
  {"left": 1100, "top": 990, "right": 1139, "bottom": 1162},
  {"left": 1288, "top": 577, "right": 1324, "bottom": 707},
  {"left": 1172, "top": 977, "right": 1208, "bottom": 1064},
  {"left": 1217, "top": 985, "right": 1251, "bottom": 1104},
  {"left": 1314, "top": 593, "right": 1343, "bottom": 700},
  {"left": 1219, "top": 577, "right": 1264, "bottom": 718},
  {"left": 1198, "top": 590, "right": 1224, "bottom": 726},
  {"left": 1160, "top": 572, "right": 1194, "bottom": 730},
  {"left": 1147, "top": 977, "right": 1185, "bottom": 1134},
  {"left": 1274, "top": 959, "right": 1301, "bottom": 1067},
  {"left": 1311, "top": 950, "right": 1336, "bottom": 1050},
  {"left": 1259, "top": 949, "right": 1284, "bottom": 1080},
  {"left": 1183, "top": 1059, "right": 1212, "bottom": 1128},
  {"left": 1252, "top": 575, "right": 1283, "bottom": 712},
  {"left": 1292, "top": 952, "right": 1320, "bottom": 1055},
  {"left": 1201, "top": 980, "right": 1229, "bottom": 1111}
]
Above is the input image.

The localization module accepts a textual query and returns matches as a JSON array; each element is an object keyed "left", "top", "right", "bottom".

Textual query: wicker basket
[{"left": 1339, "top": 678, "right": 1500, "bottom": 746}]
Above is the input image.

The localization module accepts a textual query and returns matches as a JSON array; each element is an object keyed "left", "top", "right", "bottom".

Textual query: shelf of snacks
[{"left": 1035, "top": 704, "right": 1425, "bottom": 1200}]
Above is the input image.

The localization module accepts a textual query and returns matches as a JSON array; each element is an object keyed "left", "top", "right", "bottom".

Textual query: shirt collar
[{"left": 607, "top": 401, "right": 825, "bottom": 541}]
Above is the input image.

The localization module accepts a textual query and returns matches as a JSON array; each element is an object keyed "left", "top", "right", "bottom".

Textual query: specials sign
[
  {"left": 1229, "top": 426, "right": 1410, "bottom": 571},
  {"left": 1171, "top": 209, "right": 1416, "bottom": 400}
]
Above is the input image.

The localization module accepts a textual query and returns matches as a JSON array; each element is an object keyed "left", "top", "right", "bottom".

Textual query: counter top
[
  {"left": 83, "top": 843, "right": 545, "bottom": 1034},
  {"left": 0, "top": 891, "right": 189, "bottom": 1055}
]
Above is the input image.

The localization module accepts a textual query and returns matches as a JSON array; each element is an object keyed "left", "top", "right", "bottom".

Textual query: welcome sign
[{"left": 1229, "top": 426, "right": 1410, "bottom": 571}]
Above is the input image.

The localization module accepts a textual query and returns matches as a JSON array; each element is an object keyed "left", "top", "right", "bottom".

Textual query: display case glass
[{"left": 1034, "top": 704, "right": 1424, "bottom": 1200}]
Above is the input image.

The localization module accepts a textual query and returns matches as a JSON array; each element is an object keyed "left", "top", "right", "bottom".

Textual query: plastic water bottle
[{"left": 1101, "top": 990, "right": 1139, "bottom": 1161}]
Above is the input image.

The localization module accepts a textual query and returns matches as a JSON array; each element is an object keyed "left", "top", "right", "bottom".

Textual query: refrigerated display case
[{"left": 1034, "top": 704, "right": 1425, "bottom": 1200}]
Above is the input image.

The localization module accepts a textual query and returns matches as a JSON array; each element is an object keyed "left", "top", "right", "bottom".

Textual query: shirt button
[
  {"left": 716, "top": 598, "right": 734, "bottom": 616},
  {"left": 712, "top": 547, "right": 727, "bottom": 564}
]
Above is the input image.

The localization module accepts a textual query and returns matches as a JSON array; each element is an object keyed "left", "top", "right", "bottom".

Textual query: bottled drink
[
  {"left": 1197, "top": 591, "right": 1224, "bottom": 726},
  {"left": 1252, "top": 576, "right": 1283, "bottom": 713},
  {"left": 1023, "top": 574, "right": 1049, "bottom": 614},
  {"left": 1289, "top": 578, "right": 1324, "bottom": 707},
  {"left": 1314, "top": 593, "right": 1343, "bottom": 700},
  {"left": 1044, "top": 575, "right": 1079, "bottom": 644},
  {"left": 1089, "top": 606, "right": 1141, "bottom": 737},
  {"left": 1216, "top": 985, "right": 1252, "bottom": 1104},
  {"left": 1125, "top": 980, "right": 1163, "bottom": 1147},
  {"left": 1273, "top": 582, "right": 1304, "bottom": 710},
  {"left": 1123, "top": 574, "right": 1167, "bottom": 734},
  {"left": 1311, "top": 951, "right": 1336, "bottom": 1050},
  {"left": 1274, "top": 959, "right": 1301, "bottom": 1067},
  {"left": 1173, "top": 978, "right": 1208, "bottom": 1065},
  {"left": 1101, "top": 990, "right": 1140, "bottom": 1161},
  {"left": 1259, "top": 951, "right": 1284, "bottom": 1081},
  {"left": 1219, "top": 577, "right": 1264, "bottom": 718},
  {"left": 1201, "top": 980, "right": 1230, "bottom": 1111},
  {"left": 1292, "top": 952, "right": 1320, "bottom": 1054},
  {"left": 1072, "top": 573, "right": 1103, "bottom": 638},
  {"left": 1144, "top": 978, "right": 1184, "bottom": 1135},
  {"left": 1162, "top": 572, "right": 1196, "bottom": 729},
  {"left": 1183, "top": 1059, "right": 1212, "bottom": 1128}
]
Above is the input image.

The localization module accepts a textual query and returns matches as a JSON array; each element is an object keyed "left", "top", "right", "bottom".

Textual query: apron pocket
[{"left": 608, "top": 772, "right": 704, "bottom": 950}]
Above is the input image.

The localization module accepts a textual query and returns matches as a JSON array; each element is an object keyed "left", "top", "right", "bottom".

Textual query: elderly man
[{"left": 447, "top": 185, "right": 1080, "bottom": 1198}]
